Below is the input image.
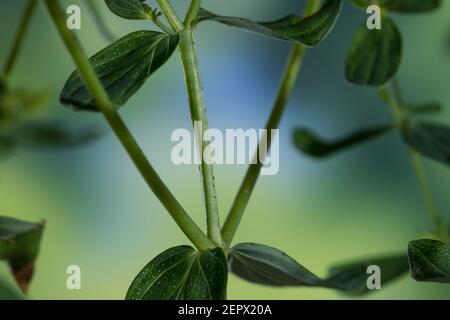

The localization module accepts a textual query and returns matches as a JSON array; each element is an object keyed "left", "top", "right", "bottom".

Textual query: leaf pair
[
  {"left": 126, "top": 246, "right": 228, "bottom": 300},
  {"left": 346, "top": 0, "right": 442, "bottom": 87},
  {"left": 194, "top": 0, "right": 342, "bottom": 47},
  {"left": 0, "top": 216, "right": 45, "bottom": 293}
]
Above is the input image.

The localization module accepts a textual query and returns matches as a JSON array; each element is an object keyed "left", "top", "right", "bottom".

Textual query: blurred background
[{"left": 0, "top": 0, "right": 449, "bottom": 299}]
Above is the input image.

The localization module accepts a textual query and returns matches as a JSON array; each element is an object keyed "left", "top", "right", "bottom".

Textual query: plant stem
[
  {"left": 43, "top": 0, "right": 214, "bottom": 252},
  {"left": 84, "top": 0, "right": 116, "bottom": 43},
  {"left": 221, "top": 0, "right": 320, "bottom": 247},
  {"left": 178, "top": 29, "right": 222, "bottom": 247},
  {"left": 2, "top": 0, "right": 37, "bottom": 80},
  {"left": 380, "top": 80, "right": 444, "bottom": 231},
  {"left": 156, "top": 0, "right": 183, "bottom": 32},
  {"left": 184, "top": 0, "right": 202, "bottom": 27}
]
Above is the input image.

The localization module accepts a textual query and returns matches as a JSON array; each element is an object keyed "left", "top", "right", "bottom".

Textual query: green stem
[
  {"left": 2, "top": 0, "right": 37, "bottom": 79},
  {"left": 156, "top": 0, "right": 183, "bottom": 32},
  {"left": 184, "top": 0, "right": 202, "bottom": 27},
  {"left": 153, "top": 17, "right": 173, "bottom": 34},
  {"left": 43, "top": 0, "right": 214, "bottom": 252},
  {"left": 221, "top": 0, "right": 320, "bottom": 248},
  {"left": 178, "top": 29, "right": 222, "bottom": 246},
  {"left": 84, "top": 0, "right": 116, "bottom": 43},
  {"left": 380, "top": 80, "right": 443, "bottom": 231}
]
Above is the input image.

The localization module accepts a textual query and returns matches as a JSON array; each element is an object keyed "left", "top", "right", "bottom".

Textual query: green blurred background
[{"left": 1, "top": 0, "right": 450, "bottom": 299}]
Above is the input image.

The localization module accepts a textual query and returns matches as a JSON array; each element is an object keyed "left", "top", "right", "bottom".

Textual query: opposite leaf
[
  {"left": 194, "top": 0, "right": 342, "bottom": 47},
  {"left": 105, "top": 0, "right": 153, "bottom": 20},
  {"left": 408, "top": 239, "right": 450, "bottom": 283},
  {"left": 293, "top": 125, "right": 392, "bottom": 158},
  {"left": 402, "top": 121, "right": 450, "bottom": 167},
  {"left": 406, "top": 102, "right": 442, "bottom": 115},
  {"left": 0, "top": 216, "right": 45, "bottom": 293},
  {"left": 379, "top": 0, "right": 442, "bottom": 13},
  {"left": 345, "top": 17, "right": 402, "bottom": 87},
  {"left": 126, "top": 246, "right": 228, "bottom": 300},
  {"left": 326, "top": 254, "right": 409, "bottom": 295},
  {"left": 228, "top": 243, "right": 325, "bottom": 287},
  {"left": 61, "top": 30, "right": 179, "bottom": 111}
]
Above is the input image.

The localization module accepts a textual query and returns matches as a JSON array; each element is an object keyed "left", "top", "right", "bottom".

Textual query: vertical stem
[
  {"left": 380, "top": 80, "right": 444, "bottom": 231},
  {"left": 2, "top": 0, "right": 37, "bottom": 79},
  {"left": 184, "top": 0, "right": 202, "bottom": 27},
  {"left": 43, "top": 0, "right": 214, "bottom": 251},
  {"left": 178, "top": 29, "right": 222, "bottom": 246},
  {"left": 156, "top": 0, "right": 183, "bottom": 32},
  {"left": 221, "top": 0, "right": 320, "bottom": 247}
]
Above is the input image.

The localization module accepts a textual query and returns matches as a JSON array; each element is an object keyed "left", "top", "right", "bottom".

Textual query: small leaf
[
  {"left": 11, "top": 121, "right": 103, "bottom": 150},
  {"left": 195, "top": 0, "right": 342, "bottom": 47},
  {"left": 228, "top": 243, "right": 325, "bottom": 287},
  {"left": 402, "top": 122, "right": 450, "bottom": 166},
  {"left": 406, "top": 102, "right": 442, "bottom": 115},
  {"left": 126, "top": 246, "right": 228, "bottom": 300},
  {"left": 0, "top": 216, "right": 45, "bottom": 293},
  {"left": 408, "top": 239, "right": 450, "bottom": 283},
  {"left": 293, "top": 125, "right": 392, "bottom": 158},
  {"left": 326, "top": 254, "right": 409, "bottom": 295},
  {"left": 379, "top": 0, "right": 442, "bottom": 13},
  {"left": 61, "top": 30, "right": 179, "bottom": 111},
  {"left": 345, "top": 17, "right": 402, "bottom": 87},
  {"left": 105, "top": 0, "right": 154, "bottom": 20}
]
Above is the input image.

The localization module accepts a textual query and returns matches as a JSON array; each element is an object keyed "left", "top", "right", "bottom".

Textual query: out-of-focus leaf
[
  {"left": 0, "top": 216, "right": 45, "bottom": 293},
  {"left": 0, "top": 278, "right": 24, "bottom": 300},
  {"left": 228, "top": 243, "right": 325, "bottom": 287},
  {"left": 402, "top": 122, "right": 450, "bottom": 167},
  {"left": 61, "top": 30, "right": 179, "bottom": 111},
  {"left": 105, "top": 0, "right": 154, "bottom": 20},
  {"left": 126, "top": 246, "right": 228, "bottom": 300},
  {"left": 345, "top": 17, "right": 402, "bottom": 87},
  {"left": 326, "top": 254, "right": 409, "bottom": 295},
  {"left": 406, "top": 102, "right": 442, "bottom": 115},
  {"left": 379, "top": 0, "right": 442, "bottom": 13},
  {"left": 11, "top": 121, "right": 103, "bottom": 150},
  {"left": 194, "top": 0, "right": 342, "bottom": 47},
  {"left": 408, "top": 239, "right": 450, "bottom": 283},
  {"left": 293, "top": 125, "right": 392, "bottom": 158}
]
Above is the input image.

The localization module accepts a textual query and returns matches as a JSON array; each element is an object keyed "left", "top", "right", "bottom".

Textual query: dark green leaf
[
  {"left": 61, "top": 30, "right": 179, "bottom": 111},
  {"left": 407, "top": 102, "right": 442, "bottom": 115},
  {"left": 402, "top": 122, "right": 450, "bottom": 166},
  {"left": 194, "top": 0, "right": 342, "bottom": 47},
  {"left": 0, "top": 135, "right": 16, "bottom": 159},
  {"left": 0, "top": 216, "right": 45, "bottom": 293},
  {"left": 105, "top": 0, "right": 153, "bottom": 20},
  {"left": 408, "top": 239, "right": 450, "bottom": 283},
  {"left": 380, "top": 0, "right": 442, "bottom": 13},
  {"left": 12, "top": 121, "right": 103, "bottom": 150},
  {"left": 345, "top": 17, "right": 402, "bottom": 87},
  {"left": 326, "top": 254, "right": 409, "bottom": 295},
  {"left": 0, "top": 278, "right": 24, "bottom": 300},
  {"left": 228, "top": 243, "right": 325, "bottom": 287},
  {"left": 126, "top": 246, "right": 228, "bottom": 300},
  {"left": 293, "top": 125, "right": 392, "bottom": 158}
]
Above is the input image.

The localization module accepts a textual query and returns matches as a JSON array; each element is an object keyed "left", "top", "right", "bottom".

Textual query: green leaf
[
  {"left": 0, "top": 216, "right": 45, "bottom": 293},
  {"left": 0, "top": 278, "right": 24, "bottom": 300},
  {"left": 408, "top": 239, "right": 450, "bottom": 283},
  {"left": 379, "top": 0, "right": 442, "bottom": 13},
  {"left": 407, "top": 102, "right": 442, "bottom": 115},
  {"left": 12, "top": 121, "right": 103, "bottom": 150},
  {"left": 228, "top": 243, "right": 325, "bottom": 287},
  {"left": 326, "top": 254, "right": 409, "bottom": 295},
  {"left": 345, "top": 17, "right": 402, "bottom": 87},
  {"left": 105, "top": 0, "right": 154, "bottom": 20},
  {"left": 126, "top": 246, "right": 228, "bottom": 300},
  {"left": 293, "top": 125, "right": 392, "bottom": 158},
  {"left": 61, "top": 30, "right": 179, "bottom": 111},
  {"left": 402, "top": 122, "right": 450, "bottom": 167},
  {"left": 194, "top": 0, "right": 342, "bottom": 47}
]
